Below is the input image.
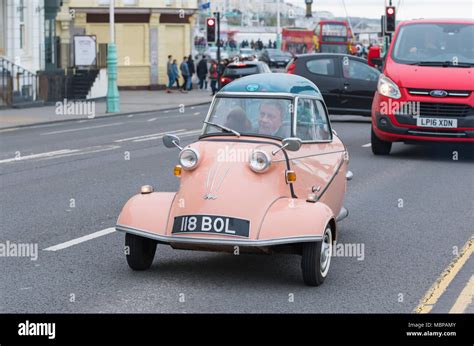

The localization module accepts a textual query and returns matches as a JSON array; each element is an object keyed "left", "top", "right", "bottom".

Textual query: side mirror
[
  {"left": 271, "top": 137, "right": 302, "bottom": 155},
  {"left": 369, "top": 57, "right": 384, "bottom": 72},
  {"left": 282, "top": 137, "right": 302, "bottom": 152},
  {"left": 163, "top": 134, "right": 182, "bottom": 150}
]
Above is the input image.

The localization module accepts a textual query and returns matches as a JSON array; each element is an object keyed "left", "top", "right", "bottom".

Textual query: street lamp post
[
  {"left": 107, "top": 0, "right": 120, "bottom": 113},
  {"left": 276, "top": 0, "right": 281, "bottom": 49}
]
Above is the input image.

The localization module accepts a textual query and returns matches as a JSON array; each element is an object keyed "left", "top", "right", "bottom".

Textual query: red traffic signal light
[
  {"left": 207, "top": 18, "right": 215, "bottom": 27},
  {"left": 207, "top": 17, "right": 216, "bottom": 43},
  {"left": 385, "top": 6, "right": 396, "bottom": 32}
]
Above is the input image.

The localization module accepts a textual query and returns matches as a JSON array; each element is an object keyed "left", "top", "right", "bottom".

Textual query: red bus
[
  {"left": 315, "top": 20, "right": 356, "bottom": 54},
  {"left": 281, "top": 28, "right": 315, "bottom": 54}
]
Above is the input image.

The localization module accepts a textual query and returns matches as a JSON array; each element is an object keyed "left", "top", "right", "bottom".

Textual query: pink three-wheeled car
[{"left": 116, "top": 74, "right": 352, "bottom": 286}]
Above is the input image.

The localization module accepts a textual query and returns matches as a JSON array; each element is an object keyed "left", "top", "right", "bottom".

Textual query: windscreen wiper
[
  {"left": 409, "top": 61, "right": 473, "bottom": 67},
  {"left": 204, "top": 121, "right": 241, "bottom": 137}
]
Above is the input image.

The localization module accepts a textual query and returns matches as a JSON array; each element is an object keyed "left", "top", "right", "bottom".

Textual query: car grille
[
  {"left": 407, "top": 129, "right": 467, "bottom": 138},
  {"left": 417, "top": 103, "right": 473, "bottom": 117},
  {"left": 408, "top": 89, "right": 471, "bottom": 97}
]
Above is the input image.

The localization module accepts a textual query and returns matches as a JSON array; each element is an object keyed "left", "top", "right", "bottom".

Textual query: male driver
[{"left": 258, "top": 101, "right": 288, "bottom": 137}]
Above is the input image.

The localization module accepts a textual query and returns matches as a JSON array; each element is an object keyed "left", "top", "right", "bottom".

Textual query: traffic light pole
[{"left": 214, "top": 11, "right": 222, "bottom": 90}]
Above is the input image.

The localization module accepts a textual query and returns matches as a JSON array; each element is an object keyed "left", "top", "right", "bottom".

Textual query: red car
[{"left": 371, "top": 19, "right": 474, "bottom": 155}]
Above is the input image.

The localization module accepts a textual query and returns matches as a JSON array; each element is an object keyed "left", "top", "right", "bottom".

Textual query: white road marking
[
  {"left": 43, "top": 228, "right": 116, "bottom": 251},
  {"left": 128, "top": 114, "right": 134, "bottom": 118},
  {"left": 147, "top": 118, "right": 158, "bottom": 122},
  {"left": 362, "top": 143, "right": 372, "bottom": 148},
  {"left": 0, "top": 145, "right": 121, "bottom": 164},
  {"left": 132, "top": 129, "right": 201, "bottom": 143},
  {"left": 77, "top": 120, "right": 88, "bottom": 123},
  {"left": 191, "top": 107, "right": 195, "bottom": 110},
  {"left": 0, "top": 149, "right": 77, "bottom": 164},
  {"left": 164, "top": 110, "right": 170, "bottom": 114},
  {"left": 193, "top": 112, "right": 201, "bottom": 116},
  {"left": 114, "top": 129, "right": 186, "bottom": 143},
  {"left": 41, "top": 122, "right": 123, "bottom": 136}
]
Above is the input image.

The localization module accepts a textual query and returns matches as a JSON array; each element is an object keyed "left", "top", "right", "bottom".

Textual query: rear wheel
[
  {"left": 125, "top": 233, "right": 157, "bottom": 271},
  {"left": 301, "top": 226, "right": 333, "bottom": 286},
  {"left": 371, "top": 127, "right": 392, "bottom": 155}
]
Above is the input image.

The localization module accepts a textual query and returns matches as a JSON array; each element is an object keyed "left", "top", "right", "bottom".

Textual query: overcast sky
[{"left": 285, "top": 0, "right": 474, "bottom": 20}]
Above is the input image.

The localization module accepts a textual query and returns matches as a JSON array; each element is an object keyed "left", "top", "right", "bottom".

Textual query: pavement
[
  {"left": 0, "top": 89, "right": 213, "bottom": 129},
  {"left": 0, "top": 105, "right": 473, "bottom": 313}
]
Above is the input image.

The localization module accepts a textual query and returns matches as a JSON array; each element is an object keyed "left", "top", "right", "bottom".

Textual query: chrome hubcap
[{"left": 320, "top": 228, "right": 332, "bottom": 276}]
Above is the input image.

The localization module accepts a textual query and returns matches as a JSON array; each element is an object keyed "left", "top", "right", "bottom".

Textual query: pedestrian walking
[
  {"left": 171, "top": 59, "right": 180, "bottom": 89},
  {"left": 209, "top": 60, "right": 218, "bottom": 96},
  {"left": 187, "top": 55, "right": 196, "bottom": 90},
  {"left": 180, "top": 56, "right": 190, "bottom": 92},
  {"left": 197, "top": 56, "right": 208, "bottom": 90},
  {"left": 166, "top": 55, "right": 173, "bottom": 93}
]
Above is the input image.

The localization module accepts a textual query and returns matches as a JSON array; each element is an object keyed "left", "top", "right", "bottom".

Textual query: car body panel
[{"left": 340, "top": 57, "right": 380, "bottom": 113}]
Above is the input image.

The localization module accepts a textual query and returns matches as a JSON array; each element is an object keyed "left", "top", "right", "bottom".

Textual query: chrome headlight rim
[
  {"left": 249, "top": 150, "right": 272, "bottom": 173},
  {"left": 179, "top": 148, "right": 200, "bottom": 171},
  {"left": 378, "top": 74, "right": 401, "bottom": 99}
]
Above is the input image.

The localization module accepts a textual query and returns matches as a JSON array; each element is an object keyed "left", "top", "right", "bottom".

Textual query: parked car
[
  {"left": 116, "top": 73, "right": 352, "bottom": 287},
  {"left": 287, "top": 53, "right": 381, "bottom": 116},
  {"left": 371, "top": 19, "right": 474, "bottom": 155},
  {"left": 220, "top": 61, "right": 271, "bottom": 88},
  {"left": 259, "top": 49, "right": 293, "bottom": 68}
]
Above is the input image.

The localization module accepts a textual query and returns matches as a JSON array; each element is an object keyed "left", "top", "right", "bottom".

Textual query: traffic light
[
  {"left": 207, "top": 17, "right": 216, "bottom": 43},
  {"left": 385, "top": 6, "right": 396, "bottom": 32}
]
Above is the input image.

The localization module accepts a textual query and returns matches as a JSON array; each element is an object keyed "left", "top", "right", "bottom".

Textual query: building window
[
  {"left": 97, "top": 0, "right": 110, "bottom": 5},
  {"left": 19, "top": 0, "right": 26, "bottom": 49},
  {"left": 20, "top": 24, "right": 25, "bottom": 49}
]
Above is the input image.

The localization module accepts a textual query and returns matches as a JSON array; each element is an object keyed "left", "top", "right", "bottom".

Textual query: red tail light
[
  {"left": 287, "top": 62, "right": 296, "bottom": 74},
  {"left": 221, "top": 77, "right": 232, "bottom": 84}
]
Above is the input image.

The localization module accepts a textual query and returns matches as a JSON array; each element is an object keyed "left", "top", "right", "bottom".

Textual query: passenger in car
[{"left": 225, "top": 108, "right": 253, "bottom": 133}]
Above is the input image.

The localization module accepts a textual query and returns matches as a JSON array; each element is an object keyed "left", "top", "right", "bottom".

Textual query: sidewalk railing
[{"left": 0, "top": 57, "right": 40, "bottom": 106}]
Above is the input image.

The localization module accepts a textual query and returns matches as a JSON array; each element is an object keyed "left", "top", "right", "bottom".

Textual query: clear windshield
[
  {"left": 204, "top": 97, "right": 293, "bottom": 139},
  {"left": 321, "top": 24, "right": 348, "bottom": 44},
  {"left": 320, "top": 44, "right": 348, "bottom": 53},
  {"left": 268, "top": 50, "right": 292, "bottom": 58},
  {"left": 392, "top": 23, "right": 474, "bottom": 65}
]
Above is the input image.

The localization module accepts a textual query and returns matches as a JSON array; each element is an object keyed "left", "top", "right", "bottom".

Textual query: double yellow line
[{"left": 415, "top": 236, "right": 473, "bottom": 313}]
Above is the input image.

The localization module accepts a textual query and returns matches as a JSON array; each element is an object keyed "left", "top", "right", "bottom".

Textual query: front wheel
[
  {"left": 125, "top": 233, "right": 157, "bottom": 271},
  {"left": 301, "top": 226, "right": 333, "bottom": 286},
  {"left": 371, "top": 127, "right": 392, "bottom": 155}
]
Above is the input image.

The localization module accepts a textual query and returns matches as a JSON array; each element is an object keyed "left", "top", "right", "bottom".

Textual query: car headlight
[
  {"left": 378, "top": 74, "right": 401, "bottom": 99},
  {"left": 179, "top": 148, "right": 200, "bottom": 171},
  {"left": 249, "top": 150, "right": 271, "bottom": 173}
]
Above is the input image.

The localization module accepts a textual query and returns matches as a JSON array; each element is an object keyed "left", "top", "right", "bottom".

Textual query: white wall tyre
[{"left": 301, "top": 226, "right": 333, "bottom": 286}]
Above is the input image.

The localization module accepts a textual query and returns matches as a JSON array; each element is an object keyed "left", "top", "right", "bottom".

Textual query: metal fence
[{"left": 0, "top": 57, "right": 39, "bottom": 106}]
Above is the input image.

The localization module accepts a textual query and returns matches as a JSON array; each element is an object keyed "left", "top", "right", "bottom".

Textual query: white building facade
[{"left": 0, "top": 0, "right": 45, "bottom": 73}]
